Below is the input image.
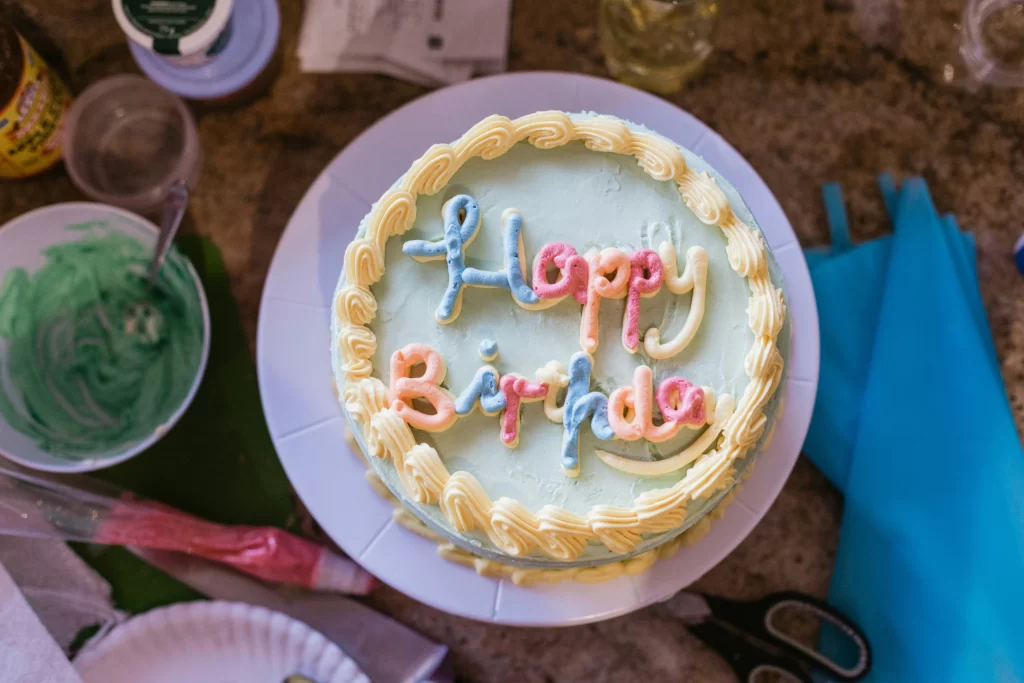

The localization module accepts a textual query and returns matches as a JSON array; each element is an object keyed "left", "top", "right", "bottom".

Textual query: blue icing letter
[
  {"left": 501, "top": 210, "right": 539, "bottom": 306},
  {"left": 402, "top": 195, "right": 481, "bottom": 323},
  {"left": 461, "top": 209, "right": 540, "bottom": 306},
  {"left": 403, "top": 197, "right": 540, "bottom": 321},
  {"left": 479, "top": 339, "right": 499, "bottom": 360},
  {"left": 561, "top": 352, "right": 615, "bottom": 477},
  {"left": 455, "top": 366, "right": 506, "bottom": 416}
]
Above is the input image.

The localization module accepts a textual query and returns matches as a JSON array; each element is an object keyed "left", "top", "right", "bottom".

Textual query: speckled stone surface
[{"left": 3, "top": 0, "right": 1024, "bottom": 680}]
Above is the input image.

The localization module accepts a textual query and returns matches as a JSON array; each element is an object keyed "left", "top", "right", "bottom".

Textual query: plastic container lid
[
  {"left": 128, "top": 0, "right": 279, "bottom": 100},
  {"left": 113, "top": 0, "right": 234, "bottom": 57}
]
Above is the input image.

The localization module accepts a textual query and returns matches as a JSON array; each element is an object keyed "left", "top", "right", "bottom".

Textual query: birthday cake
[{"left": 332, "top": 112, "right": 788, "bottom": 569}]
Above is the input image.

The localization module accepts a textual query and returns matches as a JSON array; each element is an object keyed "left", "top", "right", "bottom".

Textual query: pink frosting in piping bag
[{"left": 96, "top": 499, "right": 374, "bottom": 594}]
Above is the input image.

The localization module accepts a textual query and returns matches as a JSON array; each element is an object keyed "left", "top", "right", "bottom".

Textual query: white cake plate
[{"left": 256, "top": 73, "right": 820, "bottom": 626}]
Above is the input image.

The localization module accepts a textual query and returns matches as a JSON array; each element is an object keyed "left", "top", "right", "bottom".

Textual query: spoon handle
[{"left": 149, "top": 180, "right": 190, "bottom": 285}]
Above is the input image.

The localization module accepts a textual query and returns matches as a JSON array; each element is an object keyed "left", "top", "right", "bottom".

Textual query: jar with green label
[{"left": 112, "top": 0, "right": 233, "bottom": 66}]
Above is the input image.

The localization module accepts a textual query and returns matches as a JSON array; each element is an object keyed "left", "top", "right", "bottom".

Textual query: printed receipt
[{"left": 298, "top": 0, "right": 511, "bottom": 86}]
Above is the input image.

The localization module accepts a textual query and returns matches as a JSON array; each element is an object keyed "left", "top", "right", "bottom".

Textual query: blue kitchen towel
[
  {"left": 802, "top": 181, "right": 895, "bottom": 489},
  {"left": 803, "top": 176, "right": 983, "bottom": 490},
  {"left": 807, "top": 178, "right": 1024, "bottom": 681}
]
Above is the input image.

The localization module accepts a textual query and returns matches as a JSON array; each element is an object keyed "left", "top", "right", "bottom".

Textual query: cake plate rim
[{"left": 256, "top": 71, "right": 820, "bottom": 627}]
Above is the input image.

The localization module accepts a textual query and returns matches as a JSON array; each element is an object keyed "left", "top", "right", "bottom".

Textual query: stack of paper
[{"left": 298, "top": 0, "right": 512, "bottom": 87}]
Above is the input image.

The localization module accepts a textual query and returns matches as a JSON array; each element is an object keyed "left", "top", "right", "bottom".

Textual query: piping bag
[{"left": 0, "top": 463, "right": 374, "bottom": 595}]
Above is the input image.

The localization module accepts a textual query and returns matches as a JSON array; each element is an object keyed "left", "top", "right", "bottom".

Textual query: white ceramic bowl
[{"left": 0, "top": 203, "right": 210, "bottom": 472}]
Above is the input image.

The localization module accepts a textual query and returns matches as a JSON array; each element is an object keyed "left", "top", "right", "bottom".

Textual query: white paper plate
[
  {"left": 257, "top": 72, "right": 820, "bottom": 626},
  {"left": 74, "top": 601, "right": 368, "bottom": 683}
]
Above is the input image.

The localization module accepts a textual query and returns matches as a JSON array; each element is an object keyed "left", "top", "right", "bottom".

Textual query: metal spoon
[{"left": 148, "top": 180, "right": 189, "bottom": 286}]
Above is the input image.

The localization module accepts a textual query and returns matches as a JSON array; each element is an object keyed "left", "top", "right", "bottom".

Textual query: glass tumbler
[
  {"left": 63, "top": 75, "right": 201, "bottom": 215},
  {"left": 599, "top": 0, "right": 720, "bottom": 94},
  {"left": 958, "top": 0, "right": 1024, "bottom": 87}
]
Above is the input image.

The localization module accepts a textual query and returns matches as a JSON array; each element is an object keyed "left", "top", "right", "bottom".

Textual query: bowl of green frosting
[{"left": 0, "top": 203, "right": 210, "bottom": 472}]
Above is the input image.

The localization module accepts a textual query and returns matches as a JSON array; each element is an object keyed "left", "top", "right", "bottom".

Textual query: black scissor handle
[
  {"left": 688, "top": 620, "right": 811, "bottom": 683},
  {"left": 703, "top": 591, "right": 871, "bottom": 682}
]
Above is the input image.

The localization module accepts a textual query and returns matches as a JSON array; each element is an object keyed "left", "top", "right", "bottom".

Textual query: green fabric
[{"left": 73, "top": 236, "right": 295, "bottom": 614}]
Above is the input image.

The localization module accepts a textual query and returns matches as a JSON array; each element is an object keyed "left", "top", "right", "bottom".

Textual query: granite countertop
[{"left": 3, "top": 0, "right": 1024, "bottom": 680}]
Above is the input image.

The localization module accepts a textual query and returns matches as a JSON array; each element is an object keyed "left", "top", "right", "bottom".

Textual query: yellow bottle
[
  {"left": 0, "top": 23, "right": 71, "bottom": 178},
  {"left": 599, "top": 0, "right": 720, "bottom": 94}
]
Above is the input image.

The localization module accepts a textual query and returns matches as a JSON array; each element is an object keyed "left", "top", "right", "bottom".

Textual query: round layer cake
[{"left": 333, "top": 112, "right": 788, "bottom": 569}]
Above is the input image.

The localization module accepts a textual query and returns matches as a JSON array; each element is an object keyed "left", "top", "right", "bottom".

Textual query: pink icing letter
[
  {"left": 622, "top": 249, "right": 664, "bottom": 353},
  {"left": 388, "top": 344, "right": 457, "bottom": 431},
  {"left": 581, "top": 248, "right": 631, "bottom": 353},
  {"left": 533, "top": 243, "right": 589, "bottom": 304},
  {"left": 607, "top": 366, "right": 681, "bottom": 443},
  {"left": 499, "top": 374, "right": 549, "bottom": 446},
  {"left": 656, "top": 377, "right": 706, "bottom": 426}
]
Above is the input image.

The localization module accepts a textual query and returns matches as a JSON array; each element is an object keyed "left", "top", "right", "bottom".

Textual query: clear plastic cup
[
  {"left": 63, "top": 75, "right": 201, "bottom": 215},
  {"left": 960, "top": 0, "right": 1024, "bottom": 88}
]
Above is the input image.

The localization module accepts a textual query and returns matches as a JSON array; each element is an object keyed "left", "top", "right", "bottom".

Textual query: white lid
[
  {"left": 128, "top": 0, "right": 280, "bottom": 100},
  {"left": 112, "top": 0, "right": 233, "bottom": 57}
]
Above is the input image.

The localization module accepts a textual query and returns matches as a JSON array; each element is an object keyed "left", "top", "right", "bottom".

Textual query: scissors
[{"left": 662, "top": 591, "right": 871, "bottom": 682}]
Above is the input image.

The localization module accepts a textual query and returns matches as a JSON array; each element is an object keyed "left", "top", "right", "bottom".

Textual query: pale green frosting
[
  {"left": 0, "top": 222, "right": 205, "bottom": 459},
  {"left": 336, "top": 116, "right": 788, "bottom": 565}
]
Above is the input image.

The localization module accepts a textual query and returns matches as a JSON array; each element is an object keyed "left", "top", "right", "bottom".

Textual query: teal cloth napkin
[{"left": 803, "top": 177, "right": 1024, "bottom": 681}]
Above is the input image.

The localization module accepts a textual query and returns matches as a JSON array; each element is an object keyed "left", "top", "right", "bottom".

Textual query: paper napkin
[{"left": 298, "top": 0, "right": 511, "bottom": 87}]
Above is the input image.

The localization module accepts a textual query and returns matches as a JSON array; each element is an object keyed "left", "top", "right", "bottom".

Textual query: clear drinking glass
[
  {"left": 63, "top": 75, "right": 201, "bottom": 215},
  {"left": 958, "top": 0, "right": 1024, "bottom": 88},
  {"left": 599, "top": 0, "right": 720, "bottom": 94}
]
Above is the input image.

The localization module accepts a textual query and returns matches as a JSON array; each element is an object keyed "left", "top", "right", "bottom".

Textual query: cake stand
[{"left": 256, "top": 72, "right": 820, "bottom": 626}]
